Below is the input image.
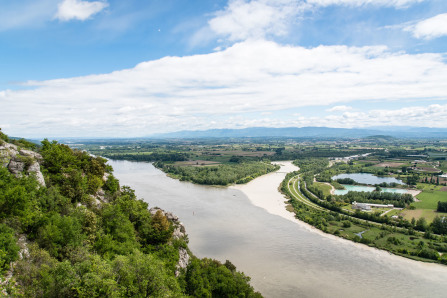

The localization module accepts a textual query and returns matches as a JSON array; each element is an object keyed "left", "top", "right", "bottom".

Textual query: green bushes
[
  {"left": 37, "top": 213, "right": 85, "bottom": 259},
  {"left": 14, "top": 246, "right": 183, "bottom": 297},
  {"left": 40, "top": 139, "right": 107, "bottom": 202},
  {"left": 0, "top": 224, "right": 19, "bottom": 273},
  {"left": 184, "top": 258, "right": 261, "bottom": 297},
  {"left": 1, "top": 137, "right": 260, "bottom": 296},
  {"left": 437, "top": 201, "right": 447, "bottom": 212}
]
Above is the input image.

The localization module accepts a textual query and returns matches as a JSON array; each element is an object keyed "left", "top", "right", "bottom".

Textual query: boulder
[
  {"left": 4, "top": 143, "right": 18, "bottom": 151},
  {"left": 0, "top": 143, "right": 18, "bottom": 167},
  {"left": 172, "top": 224, "right": 186, "bottom": 240},
  {"left": 27, "top": 161, "right": 46, "bottom": 187},
  {"left": 102, "top": 172, "right": 110, "bottom": 182},
  {"left": 8, "top": 159, "right": 25, "bottom": 176},
  {"left": 19, "top": 149, "right": 43, "bottom": 161},
  {"left": 165, "top": 211, "right": 179, "bottom": 222}
]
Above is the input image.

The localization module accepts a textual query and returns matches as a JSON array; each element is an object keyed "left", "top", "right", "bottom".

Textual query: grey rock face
[
  {"left": 1, "top": 141, "right": 46, "bottom": 187},
  {"left": 8, "top": 159, "right": 25, "bottom": 176},
  {"left": 4, "top": 143, "right": 18, "bottom": 151},
  {"left": 0, "top": 143, "right": 17, "bottom": 167},
  {"left": 175, "top": 247, "right": 190, "bottom": 277},
  {"left": 19, "top": 149, "right": 43, "bottom": 161},
  {"left": 27, "top": 161, "right": 46, "bottom": 187}
]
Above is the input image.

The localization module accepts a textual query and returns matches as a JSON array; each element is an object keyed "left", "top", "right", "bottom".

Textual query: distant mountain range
[{"left": 149, "top": 126, "right": 447, "bottom": 139}]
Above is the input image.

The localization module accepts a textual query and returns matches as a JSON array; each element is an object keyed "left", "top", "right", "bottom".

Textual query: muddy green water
[{"left": 109, "top": 160, "right": 447, "bottom": 298}]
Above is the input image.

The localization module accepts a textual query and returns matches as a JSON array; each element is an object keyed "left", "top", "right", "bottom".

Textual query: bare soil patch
[
  {"left": 415, "top": 167, "right": 441, "bottom": 173},
  {"left": 440, "top": 186, "right": 447, "bottom": 192},
  {"left": 401, "top": 209, "right": 424, "bottom": 219},
  {"left": 375, "top": 162, "right": 405, "bottom": 168}
]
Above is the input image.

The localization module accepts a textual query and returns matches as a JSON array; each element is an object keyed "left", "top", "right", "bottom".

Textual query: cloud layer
[
  {"left": 206, "top": 0, "right": 428, "bottom": 42},
  {"left": 54, "top": 0, "right": 108, "bottom": 21},
  {"left": 2, "top": 40, "right": 447, "bottom": 137},
  {"left": 406, "top": 13, "right": 447, "bottom": 39}
]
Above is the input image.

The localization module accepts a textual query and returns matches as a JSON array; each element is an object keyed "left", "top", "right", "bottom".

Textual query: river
[{"left": 109, "top": 160, "right": 447, "bottom": 298}]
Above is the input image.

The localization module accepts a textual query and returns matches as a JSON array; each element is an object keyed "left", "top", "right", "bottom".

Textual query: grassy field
[
  {"left": 402, "top": 209, "right": 447, "bottom": 223},
  {"left": 398, "top": 190, "right": 447, "bottom": 222},
  {"left": 414, "top": 191, "right": 447, "bottom": 209},
  {"left": 314, "top": 182, "right": 333, "bottom": 196}
]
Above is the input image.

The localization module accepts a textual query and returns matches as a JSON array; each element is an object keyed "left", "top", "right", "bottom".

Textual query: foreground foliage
[{"left": 0, "top": 134, "right": 261, "bottom": 297}]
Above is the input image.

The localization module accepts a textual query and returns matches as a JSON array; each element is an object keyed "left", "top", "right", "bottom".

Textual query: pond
[
  {"left": 334, "top": 184, "right": 409, "bottom": 195},
  {"left": 332, "top": 173, "right": 404, "bottom": 185}
]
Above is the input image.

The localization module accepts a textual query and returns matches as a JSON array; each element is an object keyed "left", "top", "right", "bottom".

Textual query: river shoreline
[
  {"left": 230, "top": 161, "right": 447, "bottom": 272},
  {"left": 109, "top": 159, "right": 447, "bottom": 297}
]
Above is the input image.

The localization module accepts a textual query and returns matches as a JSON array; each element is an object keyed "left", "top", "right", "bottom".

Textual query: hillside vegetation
[{"left": 0, "top": 129, "right": 261, "bottom": 297}]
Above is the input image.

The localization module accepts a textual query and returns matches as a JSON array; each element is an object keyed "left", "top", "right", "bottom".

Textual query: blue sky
[{"left": 1, "top": 0, "right": 447, "bottom": 138}]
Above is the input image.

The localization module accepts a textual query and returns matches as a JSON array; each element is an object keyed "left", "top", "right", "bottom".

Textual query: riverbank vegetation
[
  {"left": 0, "top": 131, "right": 261, "bottom": 297},
  {"left": 155, "top": 161, "right": 279, "bottom": 185},
  {"left": 282, "top": 151, "right": 447, "bottom": 264}
]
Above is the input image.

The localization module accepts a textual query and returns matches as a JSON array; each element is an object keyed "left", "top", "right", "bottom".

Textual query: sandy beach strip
[
  {"left": 230, "top": 161, "right": 299, "bottom": 223},
  {"left": 230, "top": 161, "right": 447, "bottom": 271}
]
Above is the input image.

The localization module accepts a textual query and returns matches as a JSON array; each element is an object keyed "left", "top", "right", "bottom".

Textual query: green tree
[
  {"left": 0, "top": 224, "right": 19, "bottom": 273},
  {"left": 415, "top": 217, "right": 428, "bottom": 232}
]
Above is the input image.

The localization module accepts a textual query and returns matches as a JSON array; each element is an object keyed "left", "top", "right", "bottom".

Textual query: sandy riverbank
[
  {"left": 230, "top": 161, "right": 447, "bottom": 272},
  {"left": 230, "top": 161, "right": 299, "bottom": 224}
]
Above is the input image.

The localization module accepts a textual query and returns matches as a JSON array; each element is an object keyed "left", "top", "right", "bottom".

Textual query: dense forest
[
  {"left": 155, "top": 162, "right": 279, "bottom": 185},
  {"left": 0, "top": 130, "right": 261, "bottom": 297}
]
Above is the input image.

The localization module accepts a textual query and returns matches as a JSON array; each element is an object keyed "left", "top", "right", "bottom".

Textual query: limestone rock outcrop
[{"left": 0, "top": 140, "right": 46, "bottom": 187}]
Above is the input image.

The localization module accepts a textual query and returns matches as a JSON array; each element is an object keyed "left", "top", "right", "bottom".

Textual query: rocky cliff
[{"left": 0, "top": 140, "right": 45, "bottom": 187}]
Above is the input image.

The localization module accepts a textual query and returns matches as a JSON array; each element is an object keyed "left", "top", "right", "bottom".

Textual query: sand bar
[{"left": 230, "top": 161, "right": 299, "bottom": 223}]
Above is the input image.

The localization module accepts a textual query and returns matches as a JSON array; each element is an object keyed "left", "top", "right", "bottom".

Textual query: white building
[{"left": 352, "top": 201, "right": 394, "bottom": 211}]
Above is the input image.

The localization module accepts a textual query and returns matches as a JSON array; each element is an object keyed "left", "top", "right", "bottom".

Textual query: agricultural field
[
  {"left": 399, "top": 191, "right": 447, "bottom": 222},
  {"left": 414, "top": 191, "right": 447, "bottom": 209}
]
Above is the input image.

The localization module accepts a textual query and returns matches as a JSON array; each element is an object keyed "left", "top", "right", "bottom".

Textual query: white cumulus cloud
[
  {"left": 55, "top": 0, "right": 108, "bottom": 21},
  {"left": 1, "top": 40, "right": 447, "bottom": 137},
  {"left": 405, "top": 13, "right": 447, "bottom": 39},
  {"left": 208, "top": 0, "right": 304, "bottom": 41}
]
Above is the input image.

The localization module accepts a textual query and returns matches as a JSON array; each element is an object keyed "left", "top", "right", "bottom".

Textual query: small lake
[
  {"left": 334, "top": 184, "right": 409, "bottom": 195},
  {"left": 332, "top": 173, "right": 404, "bottom": 185}
]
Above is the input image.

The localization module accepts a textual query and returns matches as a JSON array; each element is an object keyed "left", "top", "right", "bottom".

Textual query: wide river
[{"left": 109, "top": 160, "right": 447, "bottom": 298}]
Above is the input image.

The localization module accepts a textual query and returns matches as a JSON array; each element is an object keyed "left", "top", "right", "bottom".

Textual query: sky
[{"left": 1, "top": 0, "right": 447, "bottom": 138}]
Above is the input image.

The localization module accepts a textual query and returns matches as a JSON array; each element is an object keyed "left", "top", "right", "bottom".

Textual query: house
[{"left": 352, "top": 202, "right": 371, "bottom": 211}]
